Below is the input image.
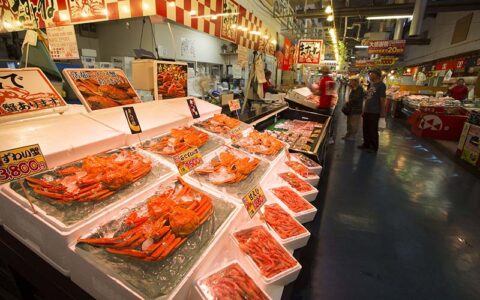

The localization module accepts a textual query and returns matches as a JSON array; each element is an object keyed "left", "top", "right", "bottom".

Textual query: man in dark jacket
[
  {"left": 343, "top": 77, "right": 365, "bottom": 140},
  {"left": 358, "top": 68, "right": 386, "bottom": 152}
]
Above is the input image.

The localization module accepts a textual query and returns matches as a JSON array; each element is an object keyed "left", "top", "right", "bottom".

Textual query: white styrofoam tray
[
  {"left": 276, "top": 173, "right": 318, "bottom": 202},
  {"left": 70, "top": 175, "right": 240, "bottom": 300},
  {"left": 193, "top": 260, "right": 272, "bottom": 300},
  {"left": 0, "top": 152, "right": 173, "bottom": 274},
  {"left": 283, "top": 161, "right": 320, "bottom": 186},
  {"left": 231, "top": 224, "right": 301, "bottom": 286},
  {"left": 267, "top": 187, "right": 317, "bottom": 224},
  {"left": 291, "top": 153, "right": 323, "bottom": 175}
]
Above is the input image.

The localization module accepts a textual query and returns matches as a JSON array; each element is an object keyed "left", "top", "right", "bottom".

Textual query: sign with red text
[
  {"left": 368, "top": 40, "right": 405, "bottom": 55},
  {"left": 228, "top": 99, "right": 241, "bottom": 111},
  {"left": 296, "top": 39, "right": 323, "bottom": 64},
  {"left": 241, "top": 185, "right": 266, "bottom": 218},
  {"left": 46, "top": 25, "right": 80, "bottom": 60},
  {"left": 173, "top": 147, "right": 203, "bottom": 176},
  {"left": 0, "top": 144, "right": 48, "bottom": 184}
]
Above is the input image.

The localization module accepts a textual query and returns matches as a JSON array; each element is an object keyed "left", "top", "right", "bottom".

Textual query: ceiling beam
[{"left": 295, "top": 1, "right": 480, "bottom": 19}]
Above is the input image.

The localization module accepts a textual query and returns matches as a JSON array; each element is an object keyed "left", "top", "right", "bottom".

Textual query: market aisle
[{"left": 285, "top": 91, "right": 480, "bottom": 300}]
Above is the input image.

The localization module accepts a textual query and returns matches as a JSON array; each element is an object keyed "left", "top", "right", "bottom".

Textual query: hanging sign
[
  {"left": 46, "top": 25, "right": 80, "bottom": 60},
  {"left": 296, "top": 39, "right": 323, "bottom": 64},
  {"left": 241, "top": 185, "right": 267, "bottom": 218},
  {"left": 0, "top": 68, "right": 67, "bottom": 122},
  {"left": 282, "top": 38, "right": 293, "bottom": 70},
  {"left": 63, "top": 68, "right": 141, "bottom": 112},
  {"left": 122, "top": 107, "right": 142, "bottom": 134},
  {"left": 0, "top": 144, "right": 48, "bottom": 184},
  {"left": 173, "top": 147, "right": 203, "bottom": 176},
  {"left": 228, "top": 99, "right": 241, "bottom": 111},
  {"left": 367, "top": 40, "right": 406, "bottom": 55},
  {"left": 220, "top": 0, "right": 240, "bottom": 42},
  {"left": 354, "top": 60, "right": 375, "bottom": 68},
  {"left": 187, "top": 98, "right": 200, "bottom": 119},
  {"left": 375, "top": 56, "right": 398, "bottom": 66}
]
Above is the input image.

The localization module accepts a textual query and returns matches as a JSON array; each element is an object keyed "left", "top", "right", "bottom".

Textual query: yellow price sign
[
  {"left": 241, "top": 185, "right": 266, "bottom": 218},
  {"left": 0, "top": 144, "right": 48, "bottom": 184},
  {"left": 228, "top": 99, "right": 241, "bottom": 112},
  {"left": 173, "top": 147, "right": 203, "bottom": 176},
  {"left": 229, "top": 126, "right": 243, "bottom": 143}
]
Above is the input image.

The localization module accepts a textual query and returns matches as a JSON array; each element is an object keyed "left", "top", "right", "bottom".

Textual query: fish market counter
[{"left": 0, "top": 100, "right": 326, "bottom": 300}]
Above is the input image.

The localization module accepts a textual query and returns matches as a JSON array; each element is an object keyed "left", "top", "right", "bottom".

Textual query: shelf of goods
[
  {"left": 253, "top": 107, "right": 332, "bottom": 164},
  {"left": 0, "top": 102, "right": 324, "bottom": 300}
]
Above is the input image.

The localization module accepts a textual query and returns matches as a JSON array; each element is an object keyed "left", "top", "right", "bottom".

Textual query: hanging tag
[
  {"left": 173, "top": 147, "right": 203, "bottom": 176},
  {"left": 123, "top": 107, "right": 142, "bottom": 134},
  {"left": 228, "top": 99, "right": 241, "bottom": 112},
  {"left": 241, "top": 185, "right": 267, "bottom": 218},
  {"left": 229, "top": 126, "right": 243, "bottom": 143},
  {"left": 187, "top": 98, "right": 200, "bottom": 119}
]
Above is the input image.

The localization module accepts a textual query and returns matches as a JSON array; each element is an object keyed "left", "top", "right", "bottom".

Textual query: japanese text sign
[
  {"left": 241, "top": 185, "right": 267, "bottom": 218},
  {"left": 187, "top": 98, "right": 200, "bottom": 119},
  {"left": 367, "top": 40, "right": 405, "bottom": 56},
  {"left": 0, "top": 68, "right": 67, "bottom": 122},
  {"left": 296, "top": 39, "right": 323, "bottom": 64},
  {"left": 228, "top": 99, "right": 241, "bottom": 111},
  {"left": 122, "top": 107, "right": 142, "bottom": 134},
  {"left": 46, "top": 25, "right": 80, "bottom": 60},
  {"left": 0, "top": 144, "right": 48, "bottom": 184},
  {"left": 63, "top": 68, "right": 141, "bottom": 112},
  {"left": 229, "top": 126, "right": 243, "bottom": 143},
  {"left": 173, "top": 147, "right": 203, "bottom": 176},
  {"left": 220, "top": 0, "right": 240, "bottom": 42}
]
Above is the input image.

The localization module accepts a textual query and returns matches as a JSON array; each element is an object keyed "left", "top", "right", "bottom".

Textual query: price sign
[
  {"left": 123, "top": 107, "right": 142, "bottom": 134},
  {"left": 229, "top": 126, "right": 243, "bottom": 143},
  {"left": 187, "top": 98, "right": 200, "bottom": 119},
  {"left": 241, "top": 185, "right": 267, "bottom": 218},
  {"left": 173, "top": 147, "right": 203, "bottom": 175},
  {"left": 228, "top": 99, "right": 241, "bottom": 112},
  {"left": 0, "top": 144, "right": 48, "bottom": 184}
]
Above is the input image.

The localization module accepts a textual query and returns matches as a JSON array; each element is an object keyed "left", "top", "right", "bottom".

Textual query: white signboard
[{"left": 46, "top": 25, "right": 80, "bottom": 60}]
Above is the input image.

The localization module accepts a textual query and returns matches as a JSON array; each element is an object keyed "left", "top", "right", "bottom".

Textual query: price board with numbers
[
  {"left": 228, "top": 99, "right": 241, "bottom": 111},
  {"left": 0, "top": 144, "right": 48, "bottom": 184},
  {"left": 173, "top": 147, "right": 203, "bottom": 176},
  {"left": 241, "top": 185, "right": 267, "bottom": 218},
  {"left": 229, "top": 126, "right": 243, "bottom": 143}
]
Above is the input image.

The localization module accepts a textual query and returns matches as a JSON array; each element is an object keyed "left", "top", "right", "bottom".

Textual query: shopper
[
  {"left": 342, "top": 77, "right": 365, "bottom": 140},
  {"left": 263, "top": 70, "right": 277, "bottom": 94},
  {"left": 448, "top": 78, "right": 469, "bottom": 101},
  {"left": 315, "top": 66, "right": 336, "bottom": 111},
  {"left": 358, "top": 68, "right": 386, "bottom": 152}
]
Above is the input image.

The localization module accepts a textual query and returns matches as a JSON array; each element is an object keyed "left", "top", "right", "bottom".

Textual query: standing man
[
  {"left": 358, "top": 68, "right": 386, "bottom": 152},
  {"left": 315, "top": 66, "right": 336, "bottom": 112},
  {"left": 448, "top": 78, "right": 469, "bottom": 101},
  {"left": 343, "top": 77, "right": 365, "bottom": 140}
]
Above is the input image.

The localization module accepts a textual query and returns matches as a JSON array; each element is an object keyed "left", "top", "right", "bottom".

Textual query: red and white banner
[
  {"left": 296, "top": 39, "right": 323, "bottom": 64},
  {"left": 368, "top": 40, "right": 406, "bottom": 55}
]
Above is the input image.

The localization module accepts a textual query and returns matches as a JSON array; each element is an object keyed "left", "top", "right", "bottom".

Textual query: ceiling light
[
  {"left": 211, "top": 15, "right": 218, "bottom": 20},
  {"left": 355, "top": 45, "right": 369, "bottom": 49},
  {"left": 250, "top": 30, "right": 260, "bottom": 35},
  {"left": 189, "top": 10, "right": 197, "bottom": 16},
  {"left": 325, "top": 5, "right": 332, "bottom": 14},
  {"left": 168, "top": 1, "right": 175, "bottom": 7},
  {"left": 366, "top": 15, "right": 412, "bottom": 20},
  {"left": 142, "top": 3, "right": 150, "bottom": 10},
  {"left": 327, "top": 15, "right": 334, "bottom": 22}
]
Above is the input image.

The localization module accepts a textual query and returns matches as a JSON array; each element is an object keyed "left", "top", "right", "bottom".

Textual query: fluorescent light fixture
[
  {"left": 355, "top": 45, "right": 369, "bottom": 49},
  {"left": 366, "top": 15, "right": 412, "bottom": 20},
  {"left": 189, "top": 10, "right": 197, "bottom": 16},
  {"left": 211, "top": 15, "right": 218, "bottom": 20},
  {"left": 325, "top": 5, "right": 332, "bottom": 14},
  {"left": 327, "top": 15, "right": 334, "bottom": 22},
  {"left": 351, "top": 56, "right": 355, "bottom": 59}
]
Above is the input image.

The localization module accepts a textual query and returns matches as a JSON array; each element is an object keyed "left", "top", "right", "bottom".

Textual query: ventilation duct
[{"left": 409, "top": 0, "right": 427, "bottom": 37}]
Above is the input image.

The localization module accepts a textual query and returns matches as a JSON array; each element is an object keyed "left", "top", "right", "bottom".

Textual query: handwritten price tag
[
  {"left": 241, "top": 185, "right": 267, "bottom": 218},
  {"left": 0, "top": 144, "right": 48, "bottom": 184},
  {"left": 228, "top": 99, "right": 241, "bottom": 112},
  {"left": 229, "top": 126, "right": 243, "bottom": 143},
  {"left": 173, "top": 147, "right": 203, "bottom": 176}
]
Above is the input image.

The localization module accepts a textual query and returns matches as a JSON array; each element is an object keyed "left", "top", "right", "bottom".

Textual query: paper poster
[
  {"left": 0, "top": 68, "right": 67, "bottom": 122},
  {"left": 296, "top": 39, "right": 323, "bottom": 65},
  {"left": 220, "top": 0, "right": 240, "bottom": 42},
  {"left": 180, "top": 37, "right": 196, "bottom": 58},
  {"left": 155, "top": 61, "right": 188, "bottom": 100},
  {"left": 46, "top": 25, "right": 80, "bottom": 60},
  {"left": 232, "top": 64, "right": 242, "bottom": 79},
  {"left": 283, "top": 38, "right": 293, "bottom": 70},
  {"left": 67, "top": 0, "right": 108, "bottom": 24},
  {"left": 237, "top": 46, "right": 248, "bottom": 68},
  {"left": 63, "top": 68, "right": 141, "bottom": 112}
]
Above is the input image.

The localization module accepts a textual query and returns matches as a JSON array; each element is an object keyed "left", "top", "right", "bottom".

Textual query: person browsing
[{"left": 342, "top": 77, "right": 365, "bottom": 140}]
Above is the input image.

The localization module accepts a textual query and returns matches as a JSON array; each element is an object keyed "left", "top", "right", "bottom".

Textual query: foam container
[
  {"left": 267, "top": 188, "right": 317, "bottom": 224},
  {"left": 193, "top": 260, "right": 272, "bottom": 300},
  {"left": 231, "top": 224, "right": 301, "bottom": 286},
  {"left": 70, "top": 176, "right": 240, "bottom": 300},
  {"left": 291, "top": 153, "right": 323, "bottom": 175},
  {"left": 276, "top": 174, "right": 318, "bottom": 202},
  {"left": 283, "top": 161, "right": 320, "bottom": 186}
]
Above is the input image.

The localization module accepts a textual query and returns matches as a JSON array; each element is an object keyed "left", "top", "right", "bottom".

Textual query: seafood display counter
[{"left": 0, "top": 108, "right": 326, "bottom": 300}]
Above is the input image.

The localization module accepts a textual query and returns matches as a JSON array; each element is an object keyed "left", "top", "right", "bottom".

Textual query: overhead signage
[
  {"left": 241, "top": 185, "right": 267, "bottom": 218},
  {"left": 173, "top": 147, "right": 203, "bottom": 176},
  {"left": 374, "top": 56, "right": 398, "bottom": 66},
  {"left": 354, "top": 59, "right": 375, "bottom": 68},
  {"left": 296, "top": 39, "right": 323, "bottom": 65},
  {"left": 0, "top": 68, "right": 67, "bottom": 122},
  {"left": 0, "top": 144, "right": 48, "bottom": 184},
  {"left": 46, "top": 25, "right": 80, "bottom": 60},
  {"left": 220, "top": 0, "right": 240, "bottom": 43},
  {"left": 122, "top": 107, "right": 142, "bottom": 134},
  {"left": 367, "top": 40, "right": 406, "bottom": 55},
  {"left": 63, "top": 68, "right": 141, "bottom": 112}
]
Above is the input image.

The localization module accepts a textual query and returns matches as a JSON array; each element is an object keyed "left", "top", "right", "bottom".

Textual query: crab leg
[
  {"left": 25, "top": 177, "right": 53, "bottom": 188},
  {"left": 106, "top": 248, "right": 147, "bottom": 258},
  {"left": 158, "top": 236, "right": 184, "bottom": 260},
  {"left": 149, "top": 233, "right": 175, "bottom": 259}
]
